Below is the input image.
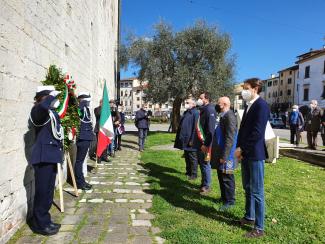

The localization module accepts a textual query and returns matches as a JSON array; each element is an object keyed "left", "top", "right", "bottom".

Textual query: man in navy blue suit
[
  {"left": 29, "top": 86, "right": 63, "bottom": 235},
  {"left": 235, "top": 78, "right": 270, "bottom": 238},
  {"left": 75, "top": 92, "right": 93, "bottom": 190},
  {"left": 174, "top": 98, "right": 199, "bottom": 180},
  {"left": 195, "top": 92, "right": 216, "bottom": 195}
]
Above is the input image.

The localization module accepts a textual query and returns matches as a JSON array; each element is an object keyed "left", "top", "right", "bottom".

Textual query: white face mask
[
  {"left": 197, "top": 99, "right": 203, "bottom": 106},
  {"left": 292, "top": 108, "right": 297, "bottom": 112},
  {"left": 184, "top": 104, "right": 191, "bottom": 110},
  {"left": 51, "top": 99, "right": 60, "bottom": 109},
  {"left": 241, "top": 89, "right": 253, "bottom": 101}
]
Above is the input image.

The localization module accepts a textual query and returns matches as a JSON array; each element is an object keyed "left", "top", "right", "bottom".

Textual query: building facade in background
[
  {"left": 263, "top": 75, "right": 280, "bottom": 111},
  {"left": 295, "top": 48, "right": 325, "bottom": 108},
  {"left": 0, "top": 0, "right": 120, "bottom": 242},
  {"left": 119, "top": 77, "right": 173, "bottom": 116},
  {"left": 277, "top": 65, "right": 298, "bottom": 110},
  {"left": 233, "top": 83, "right": 244, "bottom": 111}
]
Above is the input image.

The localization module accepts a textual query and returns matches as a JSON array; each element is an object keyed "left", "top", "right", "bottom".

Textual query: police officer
[
  {"left": 135, "top": 104, "right": 150, "bottom": 151},
  {"left": 29, "top": 86, "right": 63, "bottom": 235},
  {"left": 75, "top": 92, "right": 93, "bottom": 190}
]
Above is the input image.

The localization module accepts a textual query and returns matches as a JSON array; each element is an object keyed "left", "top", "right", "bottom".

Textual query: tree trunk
[{"left": 171, "top": 97, "right": 182, "bottom": 133}]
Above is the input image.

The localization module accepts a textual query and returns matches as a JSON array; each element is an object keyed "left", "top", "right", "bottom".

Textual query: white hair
[{"left": 311, "top": 100, "right": 318, "bottom": 105}]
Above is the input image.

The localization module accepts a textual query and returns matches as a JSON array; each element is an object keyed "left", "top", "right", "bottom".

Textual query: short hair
[
  {"left": 292, "top": 105, "right": 298, "bottom": 109},
  {"left": 200, "top": 91, "right": 211, "bottom": 101},
  {"left": 243, "top": 78, "right": 263, "bottom": 94},
  {"left": 311, "top": 100, "right": 318, "bottom": 105},
  {"left": 219, "top": 96, "right": 231, "bottom": 107}
]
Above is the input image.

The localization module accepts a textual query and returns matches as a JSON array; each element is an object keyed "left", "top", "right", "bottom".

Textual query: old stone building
[{"left": 0, "top": 0, "right": 120, "bottom": 242}]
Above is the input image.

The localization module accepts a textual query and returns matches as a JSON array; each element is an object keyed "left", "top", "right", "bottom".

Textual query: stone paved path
[{"left": 9, "top": 134, "right": 164, "bottom": 244}]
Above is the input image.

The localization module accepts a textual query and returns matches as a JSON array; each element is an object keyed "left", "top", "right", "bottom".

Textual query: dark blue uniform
[
  {"left": 30, "top": 95, "right": 63, "bottom": 229},
  {"left": 135, "top": 109, "right": 149, "bottom": 151},
  {"left": 75, "top": 100, "right": 93, "bottom": 188}
]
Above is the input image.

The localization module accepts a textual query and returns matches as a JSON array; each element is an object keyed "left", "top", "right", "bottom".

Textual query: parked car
[{"left": 269, "top": 118, "right": 285, "bottom": 129}]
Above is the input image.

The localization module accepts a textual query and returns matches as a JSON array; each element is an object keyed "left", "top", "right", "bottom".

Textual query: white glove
[{"left": 49, "top": 90, "right": 61, "bottom": 97}]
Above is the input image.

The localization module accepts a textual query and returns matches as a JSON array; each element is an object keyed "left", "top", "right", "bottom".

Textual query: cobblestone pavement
[{"left": 10, "top": 134, "right": 164, "bottom": 244}]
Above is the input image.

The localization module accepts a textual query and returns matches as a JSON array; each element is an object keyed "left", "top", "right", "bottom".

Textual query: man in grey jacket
[
  {"left": 305, "top": 100, "right": 322, "bottom": 150},
  {"left": 211, "top": 97, "right": 237, "bottom": 210}
]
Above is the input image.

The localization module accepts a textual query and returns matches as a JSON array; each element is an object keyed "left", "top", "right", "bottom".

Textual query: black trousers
[
  {"left": 217, "top": 169, "right": 235, "bottom": 204},
  {"left": 117, "top": 134, "right": 122, "bottom": 149},
  {"left": 33, "top": 163, "right": 57, "bottom": 228},
  {"left": 307, "top": 130, "right": 318, "bottom": 148},
  {"left": 75, "top": 140, "right": 91, "bottom": 187},
  {"left": 184, "top": 150, "right": 198, "bottom": 177},
  {"left": 290, "top": 124, "right": 300, "bottom": 145}
]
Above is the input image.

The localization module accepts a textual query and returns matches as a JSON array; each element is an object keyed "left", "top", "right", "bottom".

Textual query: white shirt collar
[{"left": 247, "top": 95, "right": 260, "bottom": 106}]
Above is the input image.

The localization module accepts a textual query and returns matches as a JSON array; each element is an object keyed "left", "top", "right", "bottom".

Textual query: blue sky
[{"left": 120, "top": 0, "right": 325, "bottom": 82}]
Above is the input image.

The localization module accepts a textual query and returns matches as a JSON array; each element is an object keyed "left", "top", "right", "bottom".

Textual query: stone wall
[{"left": 0, "top": 0, "right": 120, "bottom": 242}]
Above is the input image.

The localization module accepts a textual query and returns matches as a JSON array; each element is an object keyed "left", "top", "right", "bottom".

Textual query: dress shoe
[
  {"left": 85, "top": 182, "right": 93, "bottom": 188},
  {"left": 78, "top": 184, "right": 92, "bottom": 190},
  {"left": 31, "top": 224, "right": 59, "bottom": 236},
  {"left": 49, "top": 222, "right": 61, "bottom": 230},
  {"left": 199, "top": 186, "right": 211, "bottom": 195},
  {"left": 219, "top": 203, "right": 235, "bottom": 211},
  {"left": 239, "top": 217, "right": 255, "bottom": 226},
  {"left": 244, "top": 229, "right": 264, "bottom": 238},
  {"left": 188, "top": 176, "right": 197, "bottom": 181}
]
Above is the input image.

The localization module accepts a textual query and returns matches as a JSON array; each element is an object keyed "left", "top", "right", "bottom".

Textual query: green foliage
[
  {"left": 125, "top": 20, "right": 235, "bottom": 103},
  {"left": 42, "top": 65, "right": 80, "bottom": 150},
  {"left": 141, "top": 133, "right": 325, "bottom": 243}
]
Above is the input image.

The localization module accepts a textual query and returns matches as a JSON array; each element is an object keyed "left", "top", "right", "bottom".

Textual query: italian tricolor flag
[
  {"left": 57, "top": 84, "right": 69, "bottom": 119},
  {"left": 96, "top": 82, "right": 114, "bottom": 157},
  {"left": 196, "top": 115, "right": 211, "bottom": 161}
]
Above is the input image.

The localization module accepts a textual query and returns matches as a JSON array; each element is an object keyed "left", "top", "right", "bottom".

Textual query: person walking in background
[
  {"left": 305, "top": 100, "right": 322, "bottom": 150},
  {"left": 211, "top": 97, "right": 237, "bottom": 211},
  {"left": 29, "top": 86, "right": 63, "bottom": 235},
  {"left": 174, "top": 98, "right": 199, "bottom": 180},
  {"left": 168, "top": 111, "right": 173, "bottom": 132},
  {"left": 289, "top": 105, "right": 304, "bottom": 146},
  {"left": 195, "top": 92, "right": 216, "bottom": 195},
  {"left": 74, "top": 92, "right": 93, "bottom": 191},
  {"left": 135, "top": 104, "right": 150, "bottom": 151},
  {"left": 235, "top": 78, "right": 270, "bottom": 238}
]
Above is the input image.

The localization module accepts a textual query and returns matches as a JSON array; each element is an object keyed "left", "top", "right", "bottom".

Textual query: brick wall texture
[{"left": 0, "top": 0, "right": 119, "bottom": 242}]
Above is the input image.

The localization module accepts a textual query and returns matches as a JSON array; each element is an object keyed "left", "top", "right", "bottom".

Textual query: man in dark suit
[
  {"left": 195, "top": 92, "right": 216, "bottom": 195},
  {"left": 212, "top": 97, "right": 237, "bottom": 210},
  {"left": 174, "top": 98, "right": 199, "bottom": 180},
  {"left": 74, "top": 92, "right": 93, "bottom": 190},
  {"left": 321, "top": 109, "right": 325, "bottom": 147},
  {"left": 109, "top": 100, "right": 121, "bottom": 155},
  {"left": 116, "top": 106, "right": 126, "bottom": 150},
  {"left": 235, "top": 78, "right": 270, "bottom": 238},
  {"left": 29, "top": 86, "right": 63, "bottom": 235},
  {"left": 135, "top": 104, "right": 150, "bottom": 151},
  {"left": 305, "top": 100, "right": 322, "bottom": 150}
]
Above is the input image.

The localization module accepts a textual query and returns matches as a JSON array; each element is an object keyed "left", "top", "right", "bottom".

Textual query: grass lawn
[{"left": 141, "top": 132, "right": 325, "bottom": 243}]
